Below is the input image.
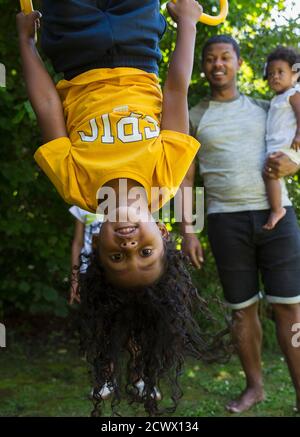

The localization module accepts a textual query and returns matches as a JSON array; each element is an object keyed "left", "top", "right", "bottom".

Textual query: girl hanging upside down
[{"left": 17, "top": 0, "right": 230, "bottom": 416}]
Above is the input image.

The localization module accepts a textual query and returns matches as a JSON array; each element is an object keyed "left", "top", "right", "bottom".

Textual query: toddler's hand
[
  {"left": 16, "top": 10, "right": 41, "bottom": 41},
  {"left": 167, "top": 0, "right": 203, "bottom": 25},
  {"left": 291, "top": 132, "right": 300, "bottom": 152}
]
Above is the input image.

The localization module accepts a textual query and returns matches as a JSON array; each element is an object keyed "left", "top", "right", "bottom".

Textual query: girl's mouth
[{"left": 114, "top": 225, "right": 138, "bottom": 236}]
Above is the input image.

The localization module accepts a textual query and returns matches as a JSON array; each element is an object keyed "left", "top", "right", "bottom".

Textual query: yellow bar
[
  {"left": 20, "top": 0, "right": 34, "bottom": 15},
  {"left": 172, "top": 0, "right": 229, "bottom": 26}
]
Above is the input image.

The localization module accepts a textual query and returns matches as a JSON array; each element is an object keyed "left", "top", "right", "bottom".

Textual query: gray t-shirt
[{"left": 190, "top": 94, "right": 291, "bottom": 214}]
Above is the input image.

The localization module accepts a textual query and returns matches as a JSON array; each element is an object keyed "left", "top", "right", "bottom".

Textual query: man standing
[{"left": 182, "top": 35, "right": 300, "bottom": 413}]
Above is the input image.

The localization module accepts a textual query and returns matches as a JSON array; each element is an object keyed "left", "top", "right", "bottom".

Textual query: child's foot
[
  {"left": 90, "top": 382, "right": 114, "bottom": 400},
  {"left": 226, "top": 387, "right": 265, "bottom": 413},
  {"left": 90, "top": 379, "right": 162, "bottom": 401},
  {"left": 263, "top": 208, "right": 286, "bottom": 230},
  {"left": 134, "top": 379, "right": 162, "bottom": 401}
]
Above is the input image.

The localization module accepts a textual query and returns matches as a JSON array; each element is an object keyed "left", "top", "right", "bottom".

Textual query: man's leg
[
  {"left": 258, "top": 207, "right": 300, "bottom": 411},
  {"left": 207, "top": 211, "right": 265, "bottom": 413},
  {"left": 272, "top": 303, "right": 300, "bottom": 411},
  {"left": 226, "top": 302, "right": 265, "bottom": 413}
]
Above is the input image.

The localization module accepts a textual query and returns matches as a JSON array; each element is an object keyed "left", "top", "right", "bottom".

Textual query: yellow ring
[
  {"left": 20, "top": 0, "right": 33, "bottom": 15},
  {"left": 172, "top": 0, "right": 229, "bottom": 26}
]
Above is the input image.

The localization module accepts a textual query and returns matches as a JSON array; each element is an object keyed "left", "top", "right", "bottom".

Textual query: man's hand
[
  {"left": 181, "top": 233, "right": 204, "bottom": 269},
  {"left": 16, "top": 10, "right": 41, "bottom": 42},
  {"left": 264, "top": 152, "right": 300, "bottom": 179},
  {"left": 69, "top": 280, "right": 81, "bottom": 305},
  {"left": 167, "top": 0, "right": 203, "bottom": 25},
  {"left": 291, "top": 131, "right": 300, "bottom": 152}
]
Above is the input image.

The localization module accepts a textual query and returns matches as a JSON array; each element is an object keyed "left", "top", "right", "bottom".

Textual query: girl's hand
[
  {"left": 291, "top": 132, "right": 300, "bottom": 152},
  {"left": 69, "top": 280, "right": 81, "bottom": 305},
  {"left": 16, "top": 10, "right": 41, "bottom": 41},
  {"left": 167, "top": 0, "right": 203, "bottom": 25},
  {"left": 181, "top": 234, "right": 204, "bottom": 269}
]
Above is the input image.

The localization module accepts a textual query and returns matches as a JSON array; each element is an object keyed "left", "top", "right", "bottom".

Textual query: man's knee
[
  {"left": 232, "top": 302, "right": 260, "bottom": 327},
  {"left": 233, "top": 302, "right": 259, "bottom": 316},
  {"left": 271, "top": 302, "right": 300, "bottom": 319}
]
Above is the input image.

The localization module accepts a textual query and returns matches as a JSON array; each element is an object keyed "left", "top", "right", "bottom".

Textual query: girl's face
[
  {"left": 267, "top": 60, "right": 298, "bottom": 94},
  {"left": 96, "top": 207, "right": 168, "bottom": 289}
]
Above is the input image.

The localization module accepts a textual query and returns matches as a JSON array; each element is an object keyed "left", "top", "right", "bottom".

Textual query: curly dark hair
[
  {"left": 78, "top": 240, "right": 230, "bottom": 417},
  {"left": 264, "top": 46, "right": 300, "bottom": 81}
]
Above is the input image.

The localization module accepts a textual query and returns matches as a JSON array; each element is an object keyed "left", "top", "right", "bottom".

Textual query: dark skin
[
  {"left": 69, "top": 219, "right": 85, "bottom": 305},
  {"left": 181, "top": 42, "right": 300, "bottom": 413},
  {"left": 94, "top": 179, "right": 169, "bottom": 289},
  {"left": 266, "top": 60, "right": 300, "bottom": 152},
  {"left": 262, "top": 60, "right": 300, "bottom": 230},
  {"left": 264, "top": 59, "right": 300, "bottom": 178},
  {"left": 17, "top": 0, "right": 203, "bottom": 291}
]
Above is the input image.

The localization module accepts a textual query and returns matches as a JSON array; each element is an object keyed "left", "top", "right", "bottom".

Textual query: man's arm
[
  {"left": 264, "top": 152, "right": 300, "bottom": 179},
  {"left": 161, "top": 0, "right": 202, "bottom": 134},
  {"left": 17, "top": 11, "right": 67, "bottom": 143},
  {"left": 180, "top": 161, "right": 196, "bottom": 236},
  {"left": 179, "top": 161, "right": 204, "bottom": 269}
]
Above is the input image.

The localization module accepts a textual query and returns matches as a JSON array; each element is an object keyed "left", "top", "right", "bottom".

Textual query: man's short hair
[{"left": 201, "top": 35, "right": 241, "bottom": 63}]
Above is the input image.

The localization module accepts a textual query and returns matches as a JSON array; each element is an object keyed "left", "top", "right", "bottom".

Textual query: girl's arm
[
  {"left": 17, "top": 11, "right": 67, "bottom": 143},
  {"left": 161, "top": 0, "right": 202, "bottom": 134},
  {"left": 290, "top": 92, "right": 300, "bottom": 151},
  {"left": 179, "top": 161, "right": 204, "bottom": 269},
  {"left": 69, "top": 219, "right": 85, "bottom": 305}
]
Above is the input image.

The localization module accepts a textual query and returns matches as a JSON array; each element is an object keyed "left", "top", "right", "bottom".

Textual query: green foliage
[
  {"left": 0, "top": 1, "right": 299, "bottom": 326},
  {"left": 0, "top": 1, "right": 72, "bottom": 317}
]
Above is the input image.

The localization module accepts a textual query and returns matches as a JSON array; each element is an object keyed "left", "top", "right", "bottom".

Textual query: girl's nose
[{"left": 120, "top": 240, "right": 138, "bottom": 249}]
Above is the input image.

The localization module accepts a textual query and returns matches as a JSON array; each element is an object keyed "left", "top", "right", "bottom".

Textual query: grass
[{"left": 0, "top": 329, "right": 298, "bottom": 417}]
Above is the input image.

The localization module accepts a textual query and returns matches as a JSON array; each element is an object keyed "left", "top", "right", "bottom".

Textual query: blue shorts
[
  {"left": 207, "top": 207, "right": 300, "bottom": 309},
  {"left": 41, "top": 0, "right": 166, "bottom": 79}
]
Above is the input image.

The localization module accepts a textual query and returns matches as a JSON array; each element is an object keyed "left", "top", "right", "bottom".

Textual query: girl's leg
[
  {"left": 41, "top": 0, "right": 166, "bottom": 78},
  {"left": 106, "top": 0, "right": 167, "bottom": 74},
  {"left": 41, "top": 0, "right": 114, "bottom": 78},
  {"left": 263, "top": 176, "right": 286, "bottom": 230}
]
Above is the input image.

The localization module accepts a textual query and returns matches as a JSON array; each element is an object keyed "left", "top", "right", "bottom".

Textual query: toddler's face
[
  {"left": 96, "top": 207, "right": 168, "bottom": 288},
  {"left": 267, "top": 60, "right": 297, "bottom": 94}
]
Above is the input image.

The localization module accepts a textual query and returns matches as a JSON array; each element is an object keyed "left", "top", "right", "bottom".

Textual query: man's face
[
  {"left": 96, "top": 207, "right": 168, "bottom": 289},
  {"left": 202, "top": 43, "right": 242, "bottom": 90}
]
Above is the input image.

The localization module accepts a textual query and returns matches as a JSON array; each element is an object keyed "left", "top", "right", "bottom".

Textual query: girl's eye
[
  {"left": 110, "top": 253, "right": 124, "bottom": 262},
  {"left": 141, "top": 248, "right": 153, "bottom": 257}
]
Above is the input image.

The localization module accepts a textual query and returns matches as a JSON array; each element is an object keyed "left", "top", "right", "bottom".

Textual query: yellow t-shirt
[{"left": 34, "top": 68, "right": 200, "bottom": 212}]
